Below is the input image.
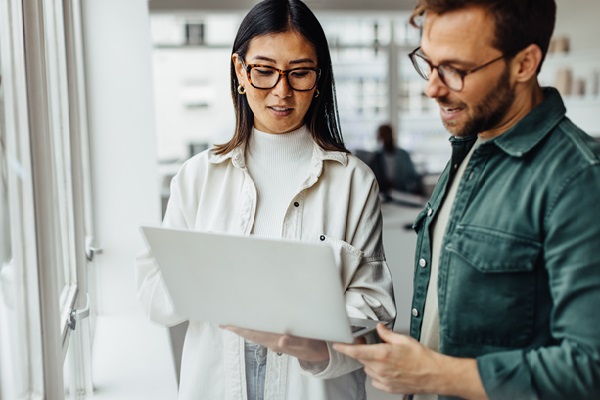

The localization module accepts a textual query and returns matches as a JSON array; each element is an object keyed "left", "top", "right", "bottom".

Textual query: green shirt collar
[
  {"left": 492, "top": 87, "right": 566, "bottom": 157},
  {"left": 448, "top": 87, "right": 567, "bottom": 158}
]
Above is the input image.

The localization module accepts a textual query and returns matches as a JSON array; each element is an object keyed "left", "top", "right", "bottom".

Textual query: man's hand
[
  {"left": 221, "top": 325, "right": 329, "bottom": 363},
  {"left": 333, "top": 323, "right": 487, "bottom": 399}
]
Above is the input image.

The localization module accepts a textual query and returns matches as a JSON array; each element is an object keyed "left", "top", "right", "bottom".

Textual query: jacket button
[
  {"left": 419, "top": 258, "right": 427, "bottom": 268},
  {"left": 412, "top": 308, "right": 420, "bottom": 317},
  {"left": 319, "top": 235, "right": 325, "bottom": 241},
  {"left": 294, "top": 202, "right": 299, "bottom": 207},
  {"left": 427, "top": 208, "right": 433, "bottom": 217}
]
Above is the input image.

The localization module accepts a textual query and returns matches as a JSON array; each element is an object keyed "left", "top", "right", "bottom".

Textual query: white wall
[
  {"left": 81, "top": 0, "right": 162, "bottom": 315},
  {"left": 153, "top": 47, "right": 235, "bottom": 161},
  {"left": 555, "top": 0, "right": 600, "bottom": 51},
  {"left": 148, "top": 0, "right": 416, "bottom": 12}
]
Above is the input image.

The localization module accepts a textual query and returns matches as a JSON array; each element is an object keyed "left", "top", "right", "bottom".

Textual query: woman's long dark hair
[{"left": 213, "top": 0, "right": 348, "bottom": 155}]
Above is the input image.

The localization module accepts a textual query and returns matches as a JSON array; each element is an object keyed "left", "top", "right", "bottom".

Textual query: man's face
[{"left": 420, "top": 6, "right": 517, "bottom": 138}]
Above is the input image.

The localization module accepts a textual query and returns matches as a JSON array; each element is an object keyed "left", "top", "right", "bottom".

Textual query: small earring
[
  {"left": 237, "top": 85, "right": 246, "bottom": 95},
  {"left": 314, "top": 89, "right": 320, "bottom": 98}
]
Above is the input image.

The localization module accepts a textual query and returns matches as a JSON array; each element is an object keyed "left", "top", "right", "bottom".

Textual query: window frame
[{"left": 0, "top": 0, "right": 94, "bottom": 397}]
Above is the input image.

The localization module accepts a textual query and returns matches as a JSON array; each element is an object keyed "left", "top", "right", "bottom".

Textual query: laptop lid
[{"left": 140, "top": 226, "right": 369, "bottom": 343}]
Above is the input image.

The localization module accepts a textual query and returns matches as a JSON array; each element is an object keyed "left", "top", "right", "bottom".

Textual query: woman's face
[{"left": 233, "top": 30, "right": 319, "bottom": 134}]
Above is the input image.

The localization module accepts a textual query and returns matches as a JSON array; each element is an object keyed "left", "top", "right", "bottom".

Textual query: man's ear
[{"left": 511, "top": 44, "right": 543, "bottom": 83}]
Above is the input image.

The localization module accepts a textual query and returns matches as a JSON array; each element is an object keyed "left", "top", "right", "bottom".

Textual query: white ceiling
[{"left": 148, "top": 0, "right": 418, "bottom": 12}]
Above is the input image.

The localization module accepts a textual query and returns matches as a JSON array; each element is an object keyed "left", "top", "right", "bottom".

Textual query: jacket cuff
[
  {"left": 477, "top": 350, "right": 534, "bottom": 399},
  {"left": 299, "top": 341, "right": 362, "bottom": 379}
]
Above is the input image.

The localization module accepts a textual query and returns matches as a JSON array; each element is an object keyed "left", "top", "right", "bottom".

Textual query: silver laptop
[{"left": 140, "top": 226, "right": 379, "bottom": 343}]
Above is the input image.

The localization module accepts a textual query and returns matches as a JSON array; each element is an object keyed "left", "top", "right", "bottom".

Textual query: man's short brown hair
[{"left": 410, "top": 0, "right": 556, "bottom": 73}]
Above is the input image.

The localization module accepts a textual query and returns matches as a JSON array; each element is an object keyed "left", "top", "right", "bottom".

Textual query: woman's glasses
[{"left": 241, "top": 59, "right": 321, "bottom": 91}]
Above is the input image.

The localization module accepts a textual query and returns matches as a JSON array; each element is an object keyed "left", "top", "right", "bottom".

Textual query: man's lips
[
  {"left": 439, "top": 103, "right": 463, "bottom": 113},
  {"left": 438, "top": 102, "right": 465, "bottom": 123}
]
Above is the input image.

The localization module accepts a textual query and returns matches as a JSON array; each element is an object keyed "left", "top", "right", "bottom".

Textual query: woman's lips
[{"left": 269, "top": 106, "right": 293, "bottom": 116}]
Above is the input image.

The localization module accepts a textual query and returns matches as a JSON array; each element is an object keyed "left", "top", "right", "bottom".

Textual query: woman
[{"left": 135, "top": 1, "right": 395, "bottom": 399}]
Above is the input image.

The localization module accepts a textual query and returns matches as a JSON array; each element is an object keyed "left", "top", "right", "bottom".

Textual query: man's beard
[{"left": 441, "top": 66, "right": 514, "bottom": 137}]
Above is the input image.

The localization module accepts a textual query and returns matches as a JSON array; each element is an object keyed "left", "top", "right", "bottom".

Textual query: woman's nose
[{"left": 271, "top": 74, "right": 293, "bottom": 98}]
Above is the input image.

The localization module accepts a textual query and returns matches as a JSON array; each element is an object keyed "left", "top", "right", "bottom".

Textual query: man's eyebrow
[{"left": 420, "top": 48, "right": 483, "bottom": 68}]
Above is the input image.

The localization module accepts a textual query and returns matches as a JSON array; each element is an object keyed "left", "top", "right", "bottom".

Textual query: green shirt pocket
[{"left": 443, "top": 225, "right": 541, "bottom": 352}]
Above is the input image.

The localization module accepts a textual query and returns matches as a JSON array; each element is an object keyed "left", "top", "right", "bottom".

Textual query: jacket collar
[
  {"left": 448, "top": 87, "right": 567, "bottom": 158},
  {"left": 491, "top": 87, "right": 566, "bottom": 157},
  {"left": 208, "top": 146, "right": 247, "bottom": 168}
]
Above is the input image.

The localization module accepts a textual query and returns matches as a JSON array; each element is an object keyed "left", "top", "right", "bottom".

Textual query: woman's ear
[
  {"left": 232, "top": 53, "right": 245, "bottom": 84},
  {"left": 511, "top": 44, "right": 543, "bottom": 83}
]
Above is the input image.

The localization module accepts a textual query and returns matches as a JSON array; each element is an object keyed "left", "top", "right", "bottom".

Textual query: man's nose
[{"left": 423, "top": 68, "right": 449, "bottom": 99}]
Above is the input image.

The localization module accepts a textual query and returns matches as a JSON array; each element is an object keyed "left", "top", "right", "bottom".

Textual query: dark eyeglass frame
[
  {"left": 408, "top": 46, "right": 507, "bottom": 92},
  {"left": 241, "top": 59, "right": 321, "bottom": 92}
]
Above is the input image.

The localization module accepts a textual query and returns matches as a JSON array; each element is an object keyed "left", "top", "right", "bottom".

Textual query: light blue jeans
[{"left": 245, "top": 342, "right": 267, "bottom": 400}]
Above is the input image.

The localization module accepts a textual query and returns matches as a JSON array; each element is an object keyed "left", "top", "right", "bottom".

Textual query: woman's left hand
[{"left": 221, "top": 325, "right": 330, "bottom": 363}]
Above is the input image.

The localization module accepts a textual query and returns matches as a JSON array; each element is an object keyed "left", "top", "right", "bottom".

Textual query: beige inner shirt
[{"left": 413, "top": 138, "right": 484, "bottom": 400}]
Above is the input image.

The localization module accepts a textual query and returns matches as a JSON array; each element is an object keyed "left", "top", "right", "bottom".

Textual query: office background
[
  {"left": 85, "top": 1, "right": 600, "bottom": 397},
  {"left": 0, "top": 0, "right": 598, "bottom": 399}
]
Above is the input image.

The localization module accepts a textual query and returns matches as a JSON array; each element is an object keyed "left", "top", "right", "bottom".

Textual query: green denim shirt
[{"left": 410, "top": 88, "right": 600, "bottom": 400}]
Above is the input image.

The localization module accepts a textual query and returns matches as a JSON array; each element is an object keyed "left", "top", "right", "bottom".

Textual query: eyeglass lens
[
  {"left": 413, "top": 54, "right": 463, "bottom": 91},
  {"left": 249, "top": 66, "right": 318, "bottom": 91}
]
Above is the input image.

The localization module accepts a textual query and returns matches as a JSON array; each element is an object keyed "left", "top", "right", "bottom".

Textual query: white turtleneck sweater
[{"left": 245, "top": 125, "right": 314, "bottom": 238}]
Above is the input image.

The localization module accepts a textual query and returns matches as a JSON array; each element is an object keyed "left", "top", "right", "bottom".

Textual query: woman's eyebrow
[
  {"left": 289, "top": 58, "right": 317, "bottom": 65},
  {"left": 250, "top": 55, "right": 276, "bottom": 63},
  {"left": 250, "top": 55, "right": 316, "bottom": 65}
]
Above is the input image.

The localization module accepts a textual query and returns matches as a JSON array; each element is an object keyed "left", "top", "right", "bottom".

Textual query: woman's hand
[{"left": 221, "top": 325, "right": 330, "bottom": 363}]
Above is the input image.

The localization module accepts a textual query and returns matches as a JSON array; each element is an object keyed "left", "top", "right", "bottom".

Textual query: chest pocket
[
  {"left": 318, "top": 235, "right": 364, "bottom": 288},
  {"left": 442, "top": 225, "right": 541, "bottom": 349}
]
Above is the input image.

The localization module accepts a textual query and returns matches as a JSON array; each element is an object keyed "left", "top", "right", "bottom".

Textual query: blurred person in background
[{"left": 373, "top": 123, "right": 425, "bottom": 197}]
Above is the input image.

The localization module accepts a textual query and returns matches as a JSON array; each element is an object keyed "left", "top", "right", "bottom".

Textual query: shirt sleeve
[
  {"left": 477, "top": 165, "right": 600, "bottom": 400},
  {"left": 300, "top": 162, "right": 397, "bottom": 379},
  {"left": 134, "top": 170, "right": 191, "bottom": 327}
]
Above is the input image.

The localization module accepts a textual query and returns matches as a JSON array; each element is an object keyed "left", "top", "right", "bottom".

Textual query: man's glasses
[
  {"left": 408, "top": 46, "right": 507, "bottom": 92},
  {"left": 241, "top": 59, "right": 321, "bottom": 91}
]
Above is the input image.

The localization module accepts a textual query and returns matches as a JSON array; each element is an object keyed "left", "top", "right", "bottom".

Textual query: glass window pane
[
  {"left": 0, "top": 72, "right": 10, "bottom": 268},
  {"left": 44, "top": 0, "right": 74, "bottom": 310},
  {"left": 0, "top": 45, "right": 9, "bottom": 400}
]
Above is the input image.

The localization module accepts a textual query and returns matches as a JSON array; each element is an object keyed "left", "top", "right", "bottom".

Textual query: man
[{"left": 334, "top": 1, "right": 600, "bottom": 399}]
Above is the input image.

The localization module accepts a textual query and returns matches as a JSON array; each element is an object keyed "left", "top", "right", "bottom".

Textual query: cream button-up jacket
[{"left": 135, "top": 139, "right": 396, "bottom": 400}]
